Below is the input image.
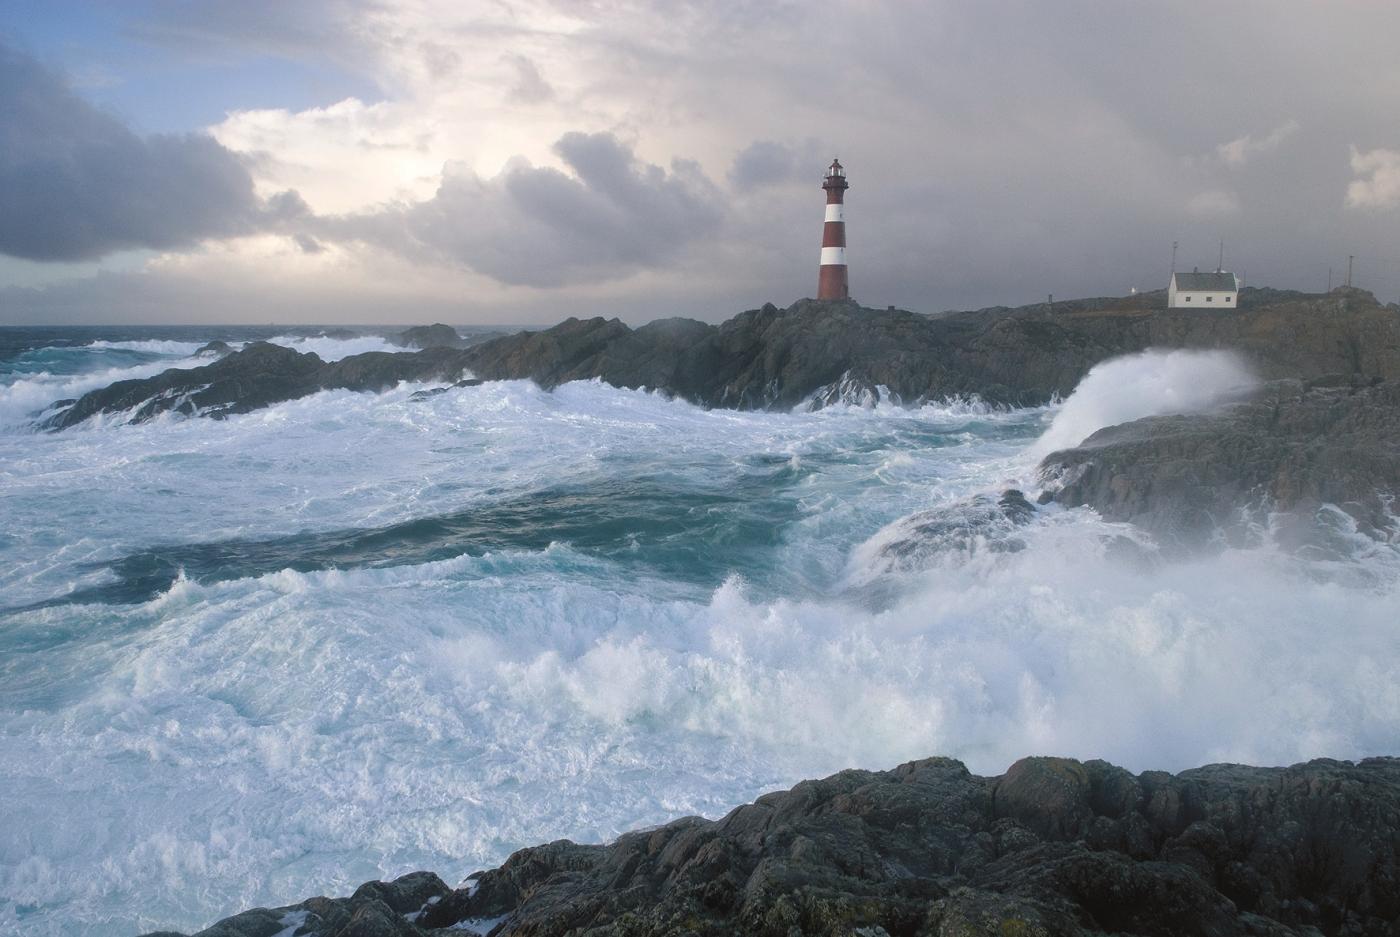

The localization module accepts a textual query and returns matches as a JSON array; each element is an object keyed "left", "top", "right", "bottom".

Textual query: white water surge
[
  {"left": 0, "top": 333, "right": 402, "bottom": 429},
  {"left": 0, "top": 345, "right": 1396, "bottom": 936},
  {"left": 1030, "top": 348, "right": 1259, "bottom": 458}
]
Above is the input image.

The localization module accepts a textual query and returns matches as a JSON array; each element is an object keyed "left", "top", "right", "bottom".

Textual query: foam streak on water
[{"left": 0, "top": 343, "right": 1397, "bottom": 937}]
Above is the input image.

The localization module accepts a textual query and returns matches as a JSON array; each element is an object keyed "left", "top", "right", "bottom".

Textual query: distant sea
[{"left": 2, "top": 327, "right": 1397, "bottom": 936}]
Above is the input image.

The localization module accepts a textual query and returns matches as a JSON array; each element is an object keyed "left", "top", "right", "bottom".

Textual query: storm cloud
[
  {"left": 326, "top": 131, "right": 723, "bottom": 287},
  {"left": 0, "top": 42, "right": 298, "bottom": 262},
  {"left": 7, "top": 2, "right": 1400, "bottom": 323}
]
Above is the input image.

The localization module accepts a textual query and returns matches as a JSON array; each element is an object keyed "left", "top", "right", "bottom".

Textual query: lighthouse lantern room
[{"left": 818, "top": 159, "right": 850, "bottom": 301}]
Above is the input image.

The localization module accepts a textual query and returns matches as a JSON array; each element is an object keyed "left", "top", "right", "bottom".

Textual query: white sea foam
[
  {"left": 0, "top": 333, "right": 416, "bottom": 430},
  {"left": 84, "top": 339, "right": 208, "bottom": 356},
  {"left": 0, "top": 361, "right": 188, "bottom": 428},
  {"left": 84, "top": 334, "right": 402, "bottom": 361},
  {"left": 1030, "top": 348, "right": 1259, "bottom": 458},
  {"left": 259, "top": 333, "right": 402, "bottom": 361},
  {"left": 0, "top": 354, "right": 1396, "bottom": 937}
]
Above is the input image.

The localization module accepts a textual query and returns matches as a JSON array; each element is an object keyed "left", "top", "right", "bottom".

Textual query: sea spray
[
  {"left": 1, "top": 345, "right": 1396, "bottom": 937},
  {"left": 1030, "top": 348, "right": 1259, "bottom": 458}
]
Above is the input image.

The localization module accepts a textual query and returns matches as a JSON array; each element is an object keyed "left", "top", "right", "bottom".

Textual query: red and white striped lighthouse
[{"left": 817, "top": 158, "right": 849, "bottom": 300}]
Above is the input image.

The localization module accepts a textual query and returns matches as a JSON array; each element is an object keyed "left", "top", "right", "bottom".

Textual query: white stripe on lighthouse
[
  {"left": 824, "top": 203, "right": 845, "bottom": 223},
  {"left": 820, "top": 246, "right": 847, "bottom": 265}
]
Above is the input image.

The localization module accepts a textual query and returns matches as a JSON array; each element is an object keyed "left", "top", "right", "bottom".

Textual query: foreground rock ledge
[{"left": 144, "top": 754, "right": 1400, "bottom": 937}]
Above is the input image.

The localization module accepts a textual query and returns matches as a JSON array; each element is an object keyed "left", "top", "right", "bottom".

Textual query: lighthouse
[{"left": 817, "top": 158, "right": 849, "bottom": 300}]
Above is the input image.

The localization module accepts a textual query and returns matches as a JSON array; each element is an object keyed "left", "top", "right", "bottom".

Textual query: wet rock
[
  {"left": 44, "top": 342, "right": 472, "bottom": 429},
  {"left": 855, "top": 489, "right": 1037, "bottom": 582},
  {"left": 994, "top": 757, "right": 1093, "bottom": 840},
  {"left": 160, "top": 755, "right": 1400, "bottom": 937},
  {"left": 409, "top": 378, "right": 486, "bottom": 401},
  {"left": 350, "top": 871, "right": 450, "bottom": 916},
  {"left": 194, "top": 340, "right": 233, "bottom": 357},
  {"left": 1039, "top": 377, "right": 1400, "bottom": 553},
  {"left": 459, "top": 291, "right": 1400, "bottom": 413},
  {"left": 393, "top": 324, "right": 466, "bottom": 349},
  {"left": 46, "top": 291, "right": 1400, "bottom": 428}
]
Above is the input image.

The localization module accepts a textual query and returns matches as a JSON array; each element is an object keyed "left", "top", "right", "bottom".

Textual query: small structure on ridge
[{"left": 1169, "top": 268, "right": 1239, "bottom": 308}]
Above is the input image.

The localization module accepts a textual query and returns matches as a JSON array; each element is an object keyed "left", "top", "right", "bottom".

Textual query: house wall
[{"left": 1169, "top": 290, "right": 1238, "bottom": 309}]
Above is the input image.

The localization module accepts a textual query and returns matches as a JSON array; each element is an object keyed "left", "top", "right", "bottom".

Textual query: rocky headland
[
  {"left": 142, "top": 753, "right": 1400, "bottom": 937},
  {"left": 1038, "top": 376, "right": 1400, "bottom": 554},
  {"left": 40, "top": 288, "right": 1400, "bottom": 429}
]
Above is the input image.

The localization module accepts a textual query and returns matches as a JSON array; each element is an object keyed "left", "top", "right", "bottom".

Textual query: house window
[
  {"left": 1225, "top": 296, "right": 1232, "bottom": 303},
  {"left": 1207, "top": 296, "right": 1214, "bottom": 302},
  {"left": 1184, "top": 296, "right": 1191, "bottom": 302}
]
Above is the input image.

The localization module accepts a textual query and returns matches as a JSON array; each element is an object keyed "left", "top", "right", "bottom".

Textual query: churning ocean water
[{"left": 1, "top": 327, "right": 1398, "bottom": 936}]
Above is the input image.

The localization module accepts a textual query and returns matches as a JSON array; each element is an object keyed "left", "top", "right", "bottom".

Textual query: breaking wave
[
  {"left": 1030, "top": 348, "right": 1259, "bottom": 458},
  {"left": 0, "top": 341, "right": 1396, "bottom": 936}
]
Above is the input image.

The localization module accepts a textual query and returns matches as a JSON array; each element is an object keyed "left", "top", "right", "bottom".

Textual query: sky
[{"left": 3, "top": 0, "right": 1400, "bottom": 326}]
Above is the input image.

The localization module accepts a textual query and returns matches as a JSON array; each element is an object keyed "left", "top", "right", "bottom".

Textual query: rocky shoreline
[
  {"left": 141, "top": 753, "right": 1400, "bottom": 937},
  {"left": 39, "top": 287, "right": 1400, "bottom": 430},
  {"left": 33, "top": 288, "right": 1400, "bottom": 560},
  {"left": 40, "top": 294, "right": 1400, "bottom": 937},
  {"left": 1038, "top": 376, "right": 1400, "bottom": 554}
]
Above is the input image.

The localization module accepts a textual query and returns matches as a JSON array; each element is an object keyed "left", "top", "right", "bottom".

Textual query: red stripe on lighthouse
[{"left": 817, "top": 158, "right": 849, "bottom": 300}]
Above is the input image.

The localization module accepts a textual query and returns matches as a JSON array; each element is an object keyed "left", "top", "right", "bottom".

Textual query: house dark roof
[{"left": 1172, "top": 271, "right": 1237, "bottom": 291}]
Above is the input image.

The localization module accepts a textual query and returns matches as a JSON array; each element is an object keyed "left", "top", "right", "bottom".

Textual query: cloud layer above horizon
[{"left": 4, "top": 0, "right": 1400, "bottom": 325}]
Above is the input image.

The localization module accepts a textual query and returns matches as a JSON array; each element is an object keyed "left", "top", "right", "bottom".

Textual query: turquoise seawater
[{"left": 1, "top": 330, "right": 1397, "bottom": 936}]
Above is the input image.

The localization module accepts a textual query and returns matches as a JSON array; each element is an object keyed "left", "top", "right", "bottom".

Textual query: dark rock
[
  {"left": 409, "top": 378, "right": 486, "bottom": 401},
  {"left": 859, "top": 489, "right": 1037, "bottom": 581},
  {"left": 1039, "top": 377, "right": 1400, "bottom": 552},
  {"left": 159, "top": 872, "right": 448, "bottom": 937},
  {"left": 44, "top": 342, "right": 472, "bottom": 429},
  {"left": 994, "top": 757, "right": 1093, "bottom": 840},
  {"left": 164, "top": 755, "right": 1400, "bottom": 937},
  {"left": 333, "top": 898, "right": 423, "bottom": 937},
  {"left": 44, "top": 291, "right": 1400, "bottom": 428},
  {"left": 350, "top": 871, "right": 450, "bottom": 915},
  {"left": 194, "top": 340, "right": 233, "bottom": 357},
  {"left": 175, "top": 906, "right": 289, "bottom": 937},
  {"left": 458, "top": 292, "right": 1400, "bottom": 412},
  {"left": 393, "top": 324, "right": 466, "bottom": 349}
]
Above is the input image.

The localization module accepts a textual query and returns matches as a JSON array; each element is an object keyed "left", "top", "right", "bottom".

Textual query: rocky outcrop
[
  {"left": 42, "top": 342, "right": 470, "bottom": 429},
  {"left": 857, "top": 490, "right": 1038, "bottom": 582},
  {"left": 392, "top": 323, "right": 468, "bottom": 349},
  {"left": 456, "top": 290, "right": 1400, "bottom": 410},
  {"left": 43, "top": 291, "right": 1400, "bottom": 428},
  {"left": 1038, "top": 377, "right": 1400, "bottom": 553},
  {"left": 144, "top": 754, "right": 1400, "bottom": 937},
  {"left": 193, "top": 340, "right": 232, "bottom": 357}
]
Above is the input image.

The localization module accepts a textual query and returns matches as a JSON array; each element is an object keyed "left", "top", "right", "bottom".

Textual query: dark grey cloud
[
  {"left": 324, "top": 131, "right": 723, "bottom": 287},
  {"left": 0, "top": 42, "right": 301, "bottom": 262},
  {"left": 10, "top": 1, "right": 1400, "bottom": 322},
  {"left": 729, "top": 141, "right": 816, "bottom": 192}
]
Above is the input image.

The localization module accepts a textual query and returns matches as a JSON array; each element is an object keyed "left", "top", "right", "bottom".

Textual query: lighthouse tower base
[{"left": 818, "top": 266, "right": 849, "bottom": 301}]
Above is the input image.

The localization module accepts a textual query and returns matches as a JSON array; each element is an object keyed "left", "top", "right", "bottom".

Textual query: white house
[{"left": 1168, "top": 269, "right": 1239, "bottom": 309}]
